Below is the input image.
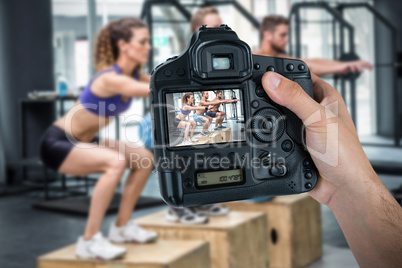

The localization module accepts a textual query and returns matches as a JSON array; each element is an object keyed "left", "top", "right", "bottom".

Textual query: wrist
[{"left": 327, "top": 166, "right": 378, "bottom": 212}]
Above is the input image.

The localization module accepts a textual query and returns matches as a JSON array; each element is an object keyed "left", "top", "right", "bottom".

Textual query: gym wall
[
  {"left": 374, "top": 0, "right": 402, "bottom": 137},
  {"left": 0, "top": 0, "right": 54, "bottom": 179}
]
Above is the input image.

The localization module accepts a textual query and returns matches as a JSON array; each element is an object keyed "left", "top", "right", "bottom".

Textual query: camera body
[{"left": 150, "top": 25, "right": 317, "bottom": 207}]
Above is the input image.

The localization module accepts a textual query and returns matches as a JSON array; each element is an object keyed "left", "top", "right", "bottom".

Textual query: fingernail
[{"left": 267, "top": 72, "right": 281, "bottom": 90}]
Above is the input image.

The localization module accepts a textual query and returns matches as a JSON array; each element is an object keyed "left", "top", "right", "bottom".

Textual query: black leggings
[
  {"left": 173, "top": 117, "right": 182, "bottom": 128},
  {"left": 39, "top": 125, "right": 99, "bottom": 171}
]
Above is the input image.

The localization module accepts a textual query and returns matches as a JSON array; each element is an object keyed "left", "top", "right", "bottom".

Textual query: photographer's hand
[{"left": 262, "top": 71, "right": 402, "bottom": 267}]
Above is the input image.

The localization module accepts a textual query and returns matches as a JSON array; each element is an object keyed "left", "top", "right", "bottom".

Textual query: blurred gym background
[{"left": 0, "top": 0, "right": 401, "bottom": 267}]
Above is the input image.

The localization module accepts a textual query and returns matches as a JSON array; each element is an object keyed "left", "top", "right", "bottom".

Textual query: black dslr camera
[{"left": 150, "top": 25, "right": 317, "bottom": 207}]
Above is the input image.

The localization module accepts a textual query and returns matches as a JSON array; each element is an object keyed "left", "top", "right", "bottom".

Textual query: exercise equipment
[
  {"left": 137, "top": 210, "right": 269, "bottom": 268},
  {"left": 289, "top": 2, "right": 400, "bottom": 147},
  {"left": 222, "top": 193, "right": 322, "bottom": 268},
  {"left": 38, "top": 240, "right": 210, "bottom": 268},
  {"left": 140, "top": 0, "right": 260, "bottom": 72}
]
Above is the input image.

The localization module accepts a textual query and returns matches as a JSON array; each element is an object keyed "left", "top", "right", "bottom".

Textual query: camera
[{"left": 150, "top": 25, "right": 317, "bottom": 207}]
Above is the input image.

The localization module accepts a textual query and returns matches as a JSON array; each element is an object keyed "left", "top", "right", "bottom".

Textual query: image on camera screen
[{"left": 165, "top": 89, "right": 245, "bottom": 147}]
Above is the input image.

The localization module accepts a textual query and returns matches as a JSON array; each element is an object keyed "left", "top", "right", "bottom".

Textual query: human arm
[
  {"left": 261, "top": 71, "right": 402, "bottom": 267},
  {"left": 100, "top": 72, "right": 150, "bottom": 98},
  {"left": 303, "top": 58, "right": 373, "bottom": 77},
  {"left": 140, "top": 73, "right": 151, "bottom": 83},
  {"left": 220, "top": 99, "right": 239, "bottom": 103},
  {"left": 182, "top": 105, "right": 208, "bottom": 111}
]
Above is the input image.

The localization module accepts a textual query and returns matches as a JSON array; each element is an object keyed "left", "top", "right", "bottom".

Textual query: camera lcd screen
[
  {"left": 165, "top": 89, "right": 245, "bottom": 147},
  {"left": 196, "top": 169, "right": 243, "bottom": 187},
  {"left": 212, "top": 55, "right": 232, "bottom": 70}
]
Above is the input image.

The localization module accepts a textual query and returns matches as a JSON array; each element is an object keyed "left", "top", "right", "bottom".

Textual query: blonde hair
[
  {"left": 190, "top": 6, "right": 219, "bottom": 33},
  {"left": 94, "top": 18, "right": 147, "bottom": 71}
]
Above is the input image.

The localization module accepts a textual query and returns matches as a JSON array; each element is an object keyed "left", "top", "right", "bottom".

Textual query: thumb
[{"left": 262, "top": 71, "right": 322, "bottom": 123}]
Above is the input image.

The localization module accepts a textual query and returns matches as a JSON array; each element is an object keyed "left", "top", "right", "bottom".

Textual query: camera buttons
[
  {"left": 254, "top": 63, "right": 260, "bottom": 70},
  {"left": 304, "top": 172, "right": 313, "bottom": 179},
  {"left": 251, "top": 100, "right": 259, "bottom": 108},
  {"left": 270, "top": 163, "right": 287, "bottom": 177},
  {"left": 164, "top": 69, "right": 173, "bottom": 77},
  {"left": 267, "top": 66, "right": 275, "bottom": 72},
  {"left": 177, "top": 68, "right": 185, "bottom": 76},
  {"left": 255, "top": 86, "right": 266, "bottom": 98},
  {"left": 184, "top": 179, "right": 193, "bottom": 189},
  {"left": 305, "top": 182, "right": 313, "bottom": 189},
  {"left": 298, "top": 64, "right": 305, "bottom": 71},
  {"left": 286, "top": 64, "right": 294, "bottom": 71},
  {"left": 303, "top": 159, "right": 311, "bottom": 167},
  {"left": 251, "top": 108, "right": 285, "bottom": 142},
  {"left": 281, "top": 140, "right": 293, "bottom": 152}
]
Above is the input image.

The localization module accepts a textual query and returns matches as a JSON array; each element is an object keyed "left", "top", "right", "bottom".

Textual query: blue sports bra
[
  {"left": 180, "top": 104, "right": 191, "bottom": 116},
  {"left": 79, "top": 64, "right": 140, "bottom": 117}
]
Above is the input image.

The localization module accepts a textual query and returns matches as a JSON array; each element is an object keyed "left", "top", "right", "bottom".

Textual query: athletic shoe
[
  {"left": 76, "top": 232, "right": 126, "bottom": 260},
  {"left": 214, "top": 127, "right": 221, "bottom": 131},
  {"left": 195, "top": 204, "right": 230, "bottom": 216},
  {"left": 182, "top": 140, "right": 192, "bottom": 146},
  {"left": 165, "top": 207, "right": 209, "bottom": 224},
  {"left": 108, "top": 220, "right": 158, "bottom": 243},
  {"left": 200, "top": 132, "right": 208, "bottom": 137},
  {"left": 188, "top": 137, "right": 199, "bottom": 142},
  {"left": 205, "top": 131, "right": 213, "bottom": 135},
  {"left": 218, "top": 125, "right": 226, "bottom": 129}
]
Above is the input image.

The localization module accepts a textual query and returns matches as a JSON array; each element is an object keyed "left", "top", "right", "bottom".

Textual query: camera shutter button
[{"left": 164, "top": 69, "right": 172, "bottom": 77}]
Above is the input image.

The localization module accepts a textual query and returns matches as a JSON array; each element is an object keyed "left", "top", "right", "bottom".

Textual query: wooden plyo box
[
  {"left": 178, "top": 139, "right": 209, "bottom": 146},
  {"left": 215, "top": 128, "right": 232, "bottom": 142},
  {"left": 194, "top": 133, "right": 223, "bottom": 144},
  {"left": 37, "top": 240, "right": 210, "bottom": 268},
  {"left": 136, "top": 211, "right": 269, "bottom": 268},
  {"left": 221, "top": 193, "right": 322, "bottom": 268}
]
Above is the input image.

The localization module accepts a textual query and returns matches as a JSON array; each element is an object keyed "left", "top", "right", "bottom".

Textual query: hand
[
  {"left": 261, "top": 72, "right": 376, "bottom": 205},
  {"left": 337, "top": 60, "right": 373, "bottom": 75}
]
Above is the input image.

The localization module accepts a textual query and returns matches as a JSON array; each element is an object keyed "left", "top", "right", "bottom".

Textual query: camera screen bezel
[{"left": 161, "top": 86, "right": 248, "bottom": 151}]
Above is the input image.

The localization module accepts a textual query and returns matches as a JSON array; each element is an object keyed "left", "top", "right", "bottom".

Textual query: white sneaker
[
  {"left": 195, "top": 204, "right": 230, "bottom": 216},
  {"left": 165, "top": 207, "right": 209, "bottom": 224},
  {"left": 75, "top": 232, "right": 126, "bottom": 260},
  {"left": 108, "top": 220, "right": 158, "bottom": 243},
  {"left": 187, "top": 137, "right": 199, "bottom": 142},
  {"left": 182, "top": 140, "right": 192, "bottom": 146}
]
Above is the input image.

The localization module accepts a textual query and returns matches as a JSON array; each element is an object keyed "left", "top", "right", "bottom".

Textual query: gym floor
[{"left": 1, "top": 172, "right": 400, "bottom": 268}]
